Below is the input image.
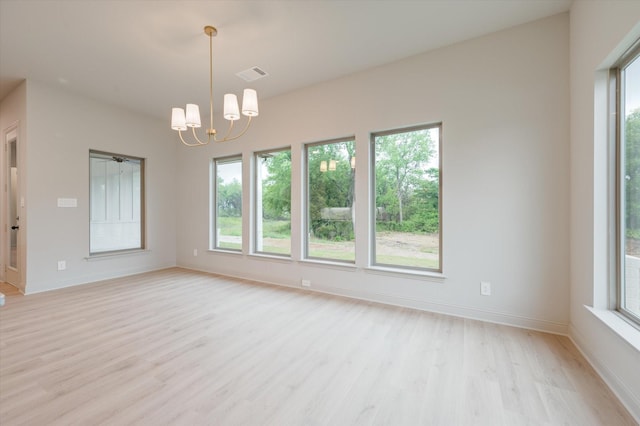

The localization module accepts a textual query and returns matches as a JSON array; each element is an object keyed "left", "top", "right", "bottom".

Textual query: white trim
[
  {"left": 298, "top": 258, "right": 357, "bottom": 272},
  {"left": 569, "top": 322, "right": 640, "bottom": 424},
  {"left": 207, "top": 248, "right": 242, "bottom": 256},
  {"left": 23, "top": 263, "right": 175, "bottom": 295},
  {"left": 364, "top": 266, "right": 447, "bottom": 282},
  {"left": 84, "top": 249, "right": 151, "bottom": 261},
  {"left": 179, "top": 265, "right": 568, "bottom": 335},
  {"left": 301, "top": 281, "right": 568, "bottom": 335},
  {"left": 247, "top": 253, "right": 293, "bottom": 263},
  {"left": 585, "top": 305, "right": 640, "bottom": 351}
]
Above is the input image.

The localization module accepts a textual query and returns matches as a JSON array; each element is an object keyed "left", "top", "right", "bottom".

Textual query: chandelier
[{"left": 170, "top": 25, "right": 259, "bottom": 146}]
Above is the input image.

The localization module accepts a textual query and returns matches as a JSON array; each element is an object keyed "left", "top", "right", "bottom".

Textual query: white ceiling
[{"left": 0, "top": 0, "right": 571, "bottom": 121}]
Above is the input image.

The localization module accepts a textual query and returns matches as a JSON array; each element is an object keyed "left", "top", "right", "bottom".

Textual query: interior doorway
[{"left": 4, "top": 125, "right": 21, "bottom": 290}]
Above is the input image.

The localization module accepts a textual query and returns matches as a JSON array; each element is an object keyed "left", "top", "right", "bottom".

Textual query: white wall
[
  {"left": 22, "top": 81, "right": 177, "bottom": 293},
  {"left": 569, "top": 1, "right": 640, "bottom": 420},
  {"left": 0, "top": 81, "right": 27, "bottom": 290},
  {"left": 176, "top": 14, "right": 570, "bottom": 333}
]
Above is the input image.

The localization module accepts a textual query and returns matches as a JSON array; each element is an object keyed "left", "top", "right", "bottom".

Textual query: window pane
[
  {"left": 215, "top": 157, "right": 243, "bottom": 251},
  {"left": 256, "top": 149, "right": 291, "bottom": 256},
  {"left": 621, "top": 53, "right": 640, "bottom": 321},
  {"left": 90, "top": 152, "right": 143, "bottom": 254},
  {"left": 373, "top": 125, "right": 441, "bottom": 271},
  {"left": 306, "top": 139, "right": 356, "bottom": 262}
]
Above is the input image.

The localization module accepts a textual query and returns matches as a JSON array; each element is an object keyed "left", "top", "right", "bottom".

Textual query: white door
[{"left": 4, "top": 127, "right": 20, "bottom": 287}]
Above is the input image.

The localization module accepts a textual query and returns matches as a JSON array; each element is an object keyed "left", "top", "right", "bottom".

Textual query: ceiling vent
[{"left": 236, "top": 66, "right": 269, "bottom": 82}]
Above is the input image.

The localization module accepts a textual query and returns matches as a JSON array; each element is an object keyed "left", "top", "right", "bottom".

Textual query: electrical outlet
[
  {"left": 193, "top": 249, "right": 198, "bottom": 256},
  {"left": 57, "top": 260, "right": 66, "bottom": 271},
  {"left": 480, "top": 281, "right": 491, "bottom": 296},
  {"left": 301, "top": 279, "right": 311, "bottom": 288}
]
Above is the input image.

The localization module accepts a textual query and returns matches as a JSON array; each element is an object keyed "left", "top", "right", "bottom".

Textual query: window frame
[
  {"left": 89, "top": 149, "right": 145, "bottom": 255},
  {"left": 304, "top": 137, "right": 356, "bottom": 263},
  {"left": 211, "top": 155, "right": 243, "bottom": 252},
  {"left": 613, "top": 40, "right": 640, "bottom": 327},
  {"left": 253, "top": 147, "right": 292, "bottom": 257},
  {"left": 370, "top": 122, "right": 443, "bottom": 273}
]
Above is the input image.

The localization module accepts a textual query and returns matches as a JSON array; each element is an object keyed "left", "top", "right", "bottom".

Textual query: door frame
[{"left": 3, "top": 122, "right": 21, "bottom": 289}]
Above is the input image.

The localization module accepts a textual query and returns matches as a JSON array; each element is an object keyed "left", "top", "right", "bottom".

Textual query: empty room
[{"left": 0, "top": 0, "right": 639, "bottom": 424}]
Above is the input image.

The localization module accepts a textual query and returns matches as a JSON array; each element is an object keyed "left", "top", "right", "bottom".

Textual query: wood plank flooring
[{"left": 0, "top": 268, "right": 636, "bottom": 425}]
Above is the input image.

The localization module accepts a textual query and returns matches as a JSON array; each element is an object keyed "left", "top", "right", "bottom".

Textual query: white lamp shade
[
  {"left": 320, "top": 161, "right": 327, "bottom": 172},
  {"left": 329, "top": 159, "right": 337, "bottom": 171},
  {"left": 242, "top": 89, "right": 259, "bottom": 117},
  {"left": 171, "top": 108, "right": 187, "bottom": 131},
  {"left": 185, "top": 104, "right": 201, "bottom": 128},
  {"left": 224, "top": 94, "right": 240, "bottom": 121}
]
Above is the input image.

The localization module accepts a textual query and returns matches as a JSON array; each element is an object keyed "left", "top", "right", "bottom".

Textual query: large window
[
  {"left": 255, "top": 148, "right": 291, "bottom": 256},
  {"left": 616, "top": 43, "right": 640, "bottom": 325},
  {"left": 213, "top": 156, "right": 243, "bottom": 251},
  {"left": 305, "top": 138, "right": 356, "bottom": 262},
  {"left": 372, "top": 124, "right": 441, "bottom": 271},
  {"left": 89, "top": 151, "right": 144, "bottom": 254}
]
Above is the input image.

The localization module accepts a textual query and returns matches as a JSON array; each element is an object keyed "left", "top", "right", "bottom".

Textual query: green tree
[
  {"left": 259, "top": 141, "right": 356, "bottom": 241},
  {"left": 308, "top": 141, "right": 355, "bottom": 240},
  {"left": 625, "top": 109, "right": 640, "bottom": 232},
  {"left": 406, "top": 168, "right": 440, "bottom": 233},
  {"left": 375, "top": 129, "right": 435, "bottom": 224},
  {"left": 262, "top": 151, "right": 291, "bottom": 220},
  {"left": 217, "top": 178, "right": 242, "bottom": 217}
]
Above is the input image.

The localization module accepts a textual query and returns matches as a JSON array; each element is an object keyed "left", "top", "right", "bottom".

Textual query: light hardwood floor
[{"left": 0, "top": 268, "right": 636, "bottom": 425}]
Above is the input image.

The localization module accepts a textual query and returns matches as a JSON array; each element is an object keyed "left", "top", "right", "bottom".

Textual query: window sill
[
  {"left": 248, "top": 253, "right": 293, "bottom": 263},
  {"left": 207, "top": 248, "right": 242, "bottom": 256},
  {"left": 585, "top": 305, "right": 640, "bottom": 352},
  {"left": 298, "top": 258, "right": 357, "bottom": 272},
  {"left": 85, "top": 249, "right": 150, "bottom": 261},
  {"left": 365, "top": 266, "right": 446, "bottom": 282}
]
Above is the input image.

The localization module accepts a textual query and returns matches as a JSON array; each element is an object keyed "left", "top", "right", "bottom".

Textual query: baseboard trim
[
  {"left": 178, "top": 264, "right": 569, "bottom": 335},
  {"left": 23, "top": 263, "right": 177, "bottom": 295},
  {"left": 288, "top": 281, "right": 568, "bottom": 335},
  {"left": 569, "top": 323, "right": 640, "bottom": 423}
]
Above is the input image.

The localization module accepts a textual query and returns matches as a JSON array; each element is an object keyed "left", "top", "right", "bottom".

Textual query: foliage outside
[
  {"left": 213, "top": 127, "right": 441, "bottom": 269},
  {"left": 624, "top": 108, "right": 640, "bottom": 319},
  {"left": 625, "top": 109, "right": 640, "bottom": 256},
  {"left": 306, "top": 140, "right": 356, "bottom": 260},
  {"left": 215, "top": 159, "right": 242, "bottom": 250},
  {"left": 374, "top": 126, "right": 440, "bottom": 269},
  {"left": 257, "top": 150, "right": 292, "bottom": 255},
  {"left": 621, "top": 57, "right": 640, "bottom": 319}
]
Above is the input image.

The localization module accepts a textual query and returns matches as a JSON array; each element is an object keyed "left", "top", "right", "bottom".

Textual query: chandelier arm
[
  {"left": 214, "top": 118, "right": 236, "bottom": 142},
  {"left": 214, "top": 116, "right": 253, "bottom": 142},
  {"left": 191, "top": 126, "right": 208, "bottom": 145},
  {"left": 178, "top": 130, "right": 205, "bottom": 147}
]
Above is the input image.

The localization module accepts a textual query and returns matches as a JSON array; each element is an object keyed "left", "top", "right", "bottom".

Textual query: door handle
[{"left": 11, "top": 226, "right": 19, "bottom": 230}]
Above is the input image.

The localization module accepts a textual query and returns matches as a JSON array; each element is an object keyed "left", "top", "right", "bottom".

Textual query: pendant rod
[{"left": 209, "top": 26, "right": 214, "bottom": 138}]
